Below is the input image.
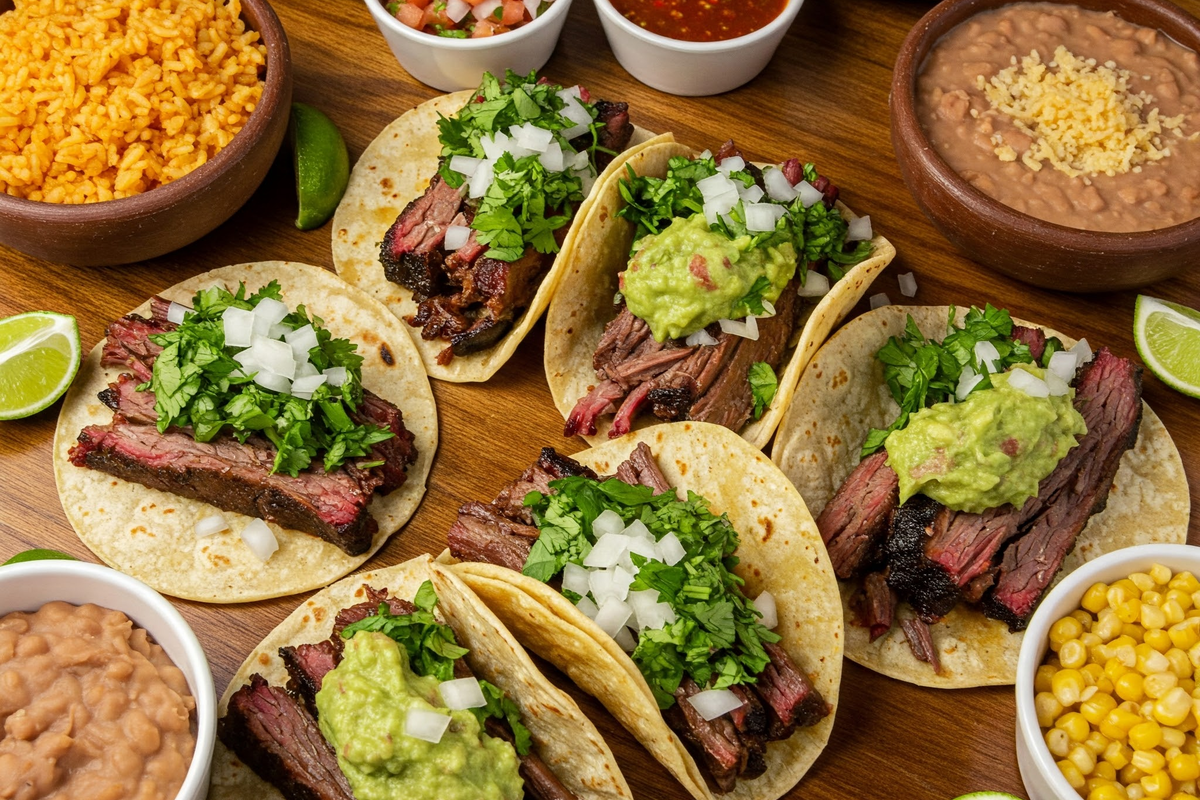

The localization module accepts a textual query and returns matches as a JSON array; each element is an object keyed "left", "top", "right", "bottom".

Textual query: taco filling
[
  {"left": 68, "top": 282, "right": 417, "bottom": 557},
  {"left": 448, "top": 441, "right": 830, "bottom": 793},
  {"left": 379, "top": 70, "right": 634, "bottom": 367},
  {"left": 820, "top": 306, "right": 1142, "bottom": 671},
  {"left": 565, "top": 140, "right": 874, "bottom": 439},
  {"left": 219, "top": 582, "right": 577, "bottom": 800}
]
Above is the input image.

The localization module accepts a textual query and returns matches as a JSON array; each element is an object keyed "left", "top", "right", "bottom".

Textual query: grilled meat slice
[
  {"left": 565, "top": 379, "right": 627, "bottom": 437},
  {"left": 666, "top": 676, "right": 747, "bottom": 793},
  {"left": 984, "top": 348, "right": 1142, "bottom": 629},
  {"left": 613, "top": 441, "right": 672, "bottom": 494},
  {"left": 921, "top": 504, "right": 1024, "bottom": 594},
  {"left": 380, "top": 174, "right": 465, "bottom": 298},
  {"left": 816, "top": 451, "right": 899, "bottom": 579},
  {"left": 1011, "top": 325, "right": 1047, "bottom": 362},
  {"left": 332, "top": 585, "right": 418, "bottom": 637},
  {"left": 884, "top": 496, "right": 960, "bottom": 623},
  {"left": 101, "top": 312, "right": 173, "bottom": 382},
  {"left": 493, "top": 448, "right": 598, "bottom": 523},
  {"left": 755, "top": 642, "right": 830, "bottom": 739},
  {"left": 485, "top": 718, "right": 579, "bottom": 800},
  {"left": 279, "top": 640, "right": 338, "bottom": 716},
  {"left": 219, "top": 674, "right": 355, "bottom": 800},
  {"left": 727, "top": 685, "right": 768, "bottom": 780},
  {"left": 856, "top": 571, "right": 896, "bottom": 642},
  {"left": 587, "top": 101, "right": 634, "bottom": 168},
  {"left": 448, "top": 500, "right": 542, "bottom": 572},
  {"left": 900, "top": 618, "right": 944, "bottom": 675}
]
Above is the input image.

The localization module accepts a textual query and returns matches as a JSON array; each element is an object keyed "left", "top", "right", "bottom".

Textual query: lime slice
[
  {"left": 951, "top": 793, "right": 1023, "bottom": 800},
  {"left": 3, "top": 548, "right": 78, "bottom": 566},
  {"left": 290, "top": 102, "right": 350, "bottom": 231},
  {"left": 1134, "top": 295, "right": 1200, "bottom": 399},
  {"left": 0, "top": 311, "right": 81, "bottom": 420}
]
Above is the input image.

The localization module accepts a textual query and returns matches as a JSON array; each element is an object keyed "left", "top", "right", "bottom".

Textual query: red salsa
[{"left": 609, "top": 0, "right": 786, "bottom": 42}]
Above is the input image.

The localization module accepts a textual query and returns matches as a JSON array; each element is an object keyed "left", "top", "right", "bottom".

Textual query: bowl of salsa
[
  {"left": 592, "top": 0, "right": 802, "bottom": 95},
  {"left": 363, "top": 0, "right": 574, "bottom": 91}
]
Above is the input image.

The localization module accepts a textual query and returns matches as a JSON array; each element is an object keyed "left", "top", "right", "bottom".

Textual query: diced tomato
[
  {"left": 501, "top": 0, "right": 525, "bottom": 25},
  {"left": 422, "top": 3, "right": 453, "bottom": 27},
  {"left": 471, "top": 17, "right": 497, "bottom": 36},
  {"left": 395, "top": 2, "right": 425, "bottom": 27},
  {"left": 464, "top": 0, "right": 487, "bottom": 8}
]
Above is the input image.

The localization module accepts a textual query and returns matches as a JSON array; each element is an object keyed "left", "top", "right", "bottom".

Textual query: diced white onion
[
  {"left": 687, "top": 688, "right": 744, "bottom": 721},
  {"left": 253, "top": 371, "right": 292, "bottom": 394},
  {"left": 323, "top": 366, "right": 348, "bottom": 387},
  {"left": 592, "top": 509, "right": 625, "bottom": 538},
  {"left": 589, "top": 566, "right": 633, "bottom": 605},
  {"left": 869, "top": 293, "right": 890, "bottom": 310},
  {"left": 760, "top": 299, "right": 776, "bottom": 317},
  {"left": 1007, "top": 368, "right": 1050, "bottom": 398},
  {"left": 438, "top": 677, "right": 487, "bottom": 710},
  {"left": 624, "top": 519, "right": 650, "bottom": 540},
  {"left": 285, "top": 324, "right": 319, "bottom": 361},
  {"left": 753, "top": 591, "right": 778, "bottom": 629},
  {"left": 716, "top": 155, "right": 745, "bottom": 173},
  {"left": 1070, "top": 338, "right": 1093, "bottom": 365},
  {"left": 1048, "top": 350, "right": 1080, "bottom": 383},
  {"left": 657, "top": 533, "right": 686, "bottom": 566},
  {"left": 702, "top": 190, "right": 739, "bottom": 226},
  {"left": 1045, "top": 369, "right": 1070, "bottom": 397},
  {"left": 744, "top": 202, "right": 785, "bottom": 233},
  {"left": 479, "top": 132, "right": 508, "bottom": 161},
  {"left": 576, "top": 167, "right": 596, "bottom": 198},
  {"left": 629, "top": 589, "right": 675, "bottom": 631},
  {"left": 268, "top": 322, "right": 291, "bottom": 340},
  {"left": 561, "top": 122, "right": 588, "bottom": 141},
  {"left": 562, "top": 562, "right": 591, "bottom": 596},
  {"left": 697, "top": 149, "right": 713, "bottom": 160},
  {"left": 523, "top": 0, "right": 539, "bottom": 19},
  {"left": 576, "top": 595, "right": 599, "bottom": 619},
  {"left": 719, "top": 315, "right": 759, "bottom": 340},
  {"left": 613, "top": 626, "right": 637, "bottom": 652},
  {"left": 471, "top": 0, "right": 501, "bottom": 19},
  {"left": 295, "top": 361, "right": 318, "bottom": 379},
  {"left": 738, "top": 183, "right": 765, "bottom": 204},
  {"left": 167, "top": 301, "right": 190, "bottom": 325},
  {"left": 697, "top": 173, "right": 738, "bottom": 201},
  {"left": 449, "top": 154, "right": 481, "bottom": 178},
  {"left": 763, "top": 166, "right": 798, "bottom": 202},
  {"left": 846, "top": 214, "right": 873, "bottom": 242},
  {"left": 241, "top": 519, "right": 279, "bottom": 562},
  {"left": 593, "top": 597, "right": 633, "bottom": 638},
  {"left": 222, "top": 306, "right": 255, "bottom": 348},
  {"left": 898, "top": 272, "right": 918, "bottom": 298},
  {"left": 795, "top": 180, "right": 824, "bottom": 208},
  {"left": 513, "top": 122, "right": 554, "bottom": 153},
  {"left": 405, "top": 708, "right": 451, "bottom": 744},
  {"left": 974, "top": 340, "right": 1001, "bottom": 374},
  {"left": 446, "top": 0, "right": 472, "bottom": 21},
  {"left": 584, "top": 534, "right": 630, "bottom": 569},
  {"left": 233, "top": 348, "right": 261, "bottom": 371},
  {"left": 571, "top": 150, "right": 590, "bottom": 171},
  {"left": 468, "top": 159, "right": 494, "bottom": 200},
  {"left": 797, "top": 272, "right": 830, "bottom": 298},
  {"left": 685, "top": 328, "right": 719, "bottom": 347},
  {"left": 956, "top": 366, "right": 983, "bottom": 401},
  {"left": 556, "top": 85, "right": 583, "bottom": 103},
  {"left": 538, "top": 140, "right": 564, "bottom": 172},
  {"left": 253, "top": 297, "right": 289, "bottom": 333},
  {"left": 290, "top": 374, "right": 327, "bottom": 400},
  {"left": 626, "top": 535, "right": 660, "bottom": 567},
  {"left": 249, "top": 336, "right": 296, "bottom": 379},
  {"left": 559, "top": 93, "right": 593, "bottom": 131},
  {"left": 195, "top": 512, "right": 229, "bottom": 538},
  {"left": 444, "top": 225, "right": 471, "bottom": 251}
]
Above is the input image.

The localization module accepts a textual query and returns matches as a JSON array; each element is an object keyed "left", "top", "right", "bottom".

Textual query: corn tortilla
[
  {"left": 53, "top": 262, "right": 438, "bottom": 603},
  {"left": 770, "top": 305, "right": 1190, "bottom": 688},
  {"left": 544, "top": 142, "right": 897, "bottom": 448},
  {"left": 210, "top": 554, "right": 632, "bottom": 800},
  {"left": 448, "top": 421, "right": 843, "bottom": 800},
  {"left": 331, "top": 88, "right": 667, "bottom": 383}
]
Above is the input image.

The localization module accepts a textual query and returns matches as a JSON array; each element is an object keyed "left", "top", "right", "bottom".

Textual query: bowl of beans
[
  {"left": 0, "top": 0, "right": 292, "bottom": 267},
  {"left": 1016, "top": 544, "right": 1200, "bottom": 800},
  {"left": 0, "top": 557, "right": 215, "bottom": 800},
  {"left": 890, "top": 0, "right": 1200, "bottom": 293},
  {"left": 363, "top": 0, "right": 575, "bottom": 92}
]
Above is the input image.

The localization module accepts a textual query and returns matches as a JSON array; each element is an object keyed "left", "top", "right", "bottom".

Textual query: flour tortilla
[
  {"left": 53, "top": 262, "right": 438, "bottom": 603},
  {"left": 448, "top": 421, "right": 843, "bottom": 800},
  {"left": 331, "top": 88, "right": 668, "bottom": 383},
  {"left": 209, "top": 554, "right": 632, "bottom": 800},
  {"left": 544, "top": 142, "right": 898, "bottom": 448},
  {"left": 770, "top": 305, "right": 1191, "bottom": 688}
]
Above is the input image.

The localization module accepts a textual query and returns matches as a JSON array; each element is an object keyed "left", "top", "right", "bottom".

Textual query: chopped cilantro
[
  {"left": 340, "top": 581, "right": 533, "bottom": 756},
  {"left": 140, "top": 281, "right": 393, "bottom": 477},
  {"left": 747, "top": 362, "right": 777, "bottom": 420},
  {"left": 860, "top": 304, "right": 1062, "bottom": 456},
  {"left": 520, "top": 475, "right": 779, "bottom": 709}
]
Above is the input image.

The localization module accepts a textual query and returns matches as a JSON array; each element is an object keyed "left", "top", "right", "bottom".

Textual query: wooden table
[{"left": 2, "top": 0, "right": 1198, "bottom": 797}]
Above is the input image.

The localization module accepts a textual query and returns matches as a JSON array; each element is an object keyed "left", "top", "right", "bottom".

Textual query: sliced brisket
[
  {"left": 666, "top": 676, "right": 747, "bottom": 793},
  {"left": 900, "top": 618, "right": 944, "bottom": 675},
  {"left": 101, "top": 312, "right": 173, "bottom": 382},
  {"left": 816, "top": 451, "right": 899, "bottom": 579},
  {"left": 219, "top": 674, "right": 354, "bottom": 800},
  {"left": 493, "top": 448, "right": 598, "bottom": 523},
  {"left": 448, "top": 500, "right": 542, "bottom": 572},
  {"left": 1011, "top": 325, "right": 1047, "bottom": 362},
  {"left": 613, "top": 441, "right": 672, "bottom": 494},
  {"left": 587, "top": 101, "right": 634, "bottom": 168},
  {"left": 380, "top": 174, "right": 465, "bottom": 298},
  {"left": 884, "top": 496, "right": 960, "bottom": 623},
  {"left": 983, "top": 348, "right": 1142, "bottom": 629},
  {"left": 755, "top": 642, "right": 830, "bottom": 739},
  {"left": 856, "top": 571, "right": 896, "bottom": 643},
  {"left": 279, "top": 640, "right": 338, "bottom": 715}
]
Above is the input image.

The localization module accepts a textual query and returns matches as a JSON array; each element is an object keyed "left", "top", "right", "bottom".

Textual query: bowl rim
[
  {"left": 363, "top": 0, "right": 575, "bottom": 50},
  {"left": 1015, "top": 543, "right": 1200, "bottom": 800},
  {"left": 0, "top": 559, "right": 216, "bottom": 800},
  {"left": 0, "top": 0, "right": 289, "bottom": 224},
  {"left": 591, "top": 0, "right": 802, "bottom": 52},
  {"left": 891, "top": 0, "right": 1200, "bottom": 250}
]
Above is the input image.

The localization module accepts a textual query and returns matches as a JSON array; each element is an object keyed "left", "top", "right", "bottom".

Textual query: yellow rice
[{"left": 0, "top": 0, "right": 268, "bottom": 203}]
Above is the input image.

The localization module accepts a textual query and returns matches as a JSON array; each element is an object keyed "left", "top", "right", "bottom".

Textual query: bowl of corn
[{"left": 1016, "top": 544, "right": 1200, "bottom": 800}]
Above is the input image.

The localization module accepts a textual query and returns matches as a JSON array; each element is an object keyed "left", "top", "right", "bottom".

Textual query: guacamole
[
  {"left": 885, "top": 366, "right": 1088, "bottom": 513},
  {"left": 314, "top": 632, "right": 523, "bottom": 800},
  {"left": 620, "top": 214, "right": 796, "bottom": 341}
]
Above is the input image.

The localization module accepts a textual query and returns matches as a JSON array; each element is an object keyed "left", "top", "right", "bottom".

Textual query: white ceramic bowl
[
  {"left": 1015, "top": 543, "right": 1200, "bottom": 800},
  {"left": 592, "top": 0, "right": 803, "bottom": 96},
  {"left": 0, "top": 559, "right": 216, "bottom": 800},
  {"left": 363, "top": 0, "right": 574, "bottom": 92}
]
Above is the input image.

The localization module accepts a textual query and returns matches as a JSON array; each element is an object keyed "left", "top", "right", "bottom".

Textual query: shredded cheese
[{"left": 979, "top": 45, "right": 1187, "bottom": 178}]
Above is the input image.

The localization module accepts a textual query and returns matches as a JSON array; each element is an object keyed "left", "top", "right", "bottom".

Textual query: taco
[
  {"left": 545, "top": 139, "right": 897, "bottom": 448},
  {"left": 53, "top": 261, "right": 437, "bottom": 603},
  {"left": 771, "top": 304, "right": 1190, "bottom": 688},
  {"left": 210, "top": 554, "right": 632, "bottom": 800},
  {"left": 332, "top": 69, "right": 665, "bottom": 382},
  {"left": 443, "top": 422, "right": 842, "bottom": 800}
]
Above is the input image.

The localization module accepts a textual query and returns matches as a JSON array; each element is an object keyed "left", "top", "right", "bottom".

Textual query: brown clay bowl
[
  {"left": 0, "top": 0, "right": 292, "bottom": 267},
  {"left": 891, "top": 0, "right": 1200, "bottom": 293}
]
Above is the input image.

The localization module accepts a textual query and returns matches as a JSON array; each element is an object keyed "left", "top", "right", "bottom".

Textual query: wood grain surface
[{"left": 1, "top": 0, "right": 1198, "bottom": 797}]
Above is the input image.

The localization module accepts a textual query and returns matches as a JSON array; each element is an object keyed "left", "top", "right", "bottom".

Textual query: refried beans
[
  {"left": 0, "top": 602, "right": 196, "bottom": 800},
  {"left": 917, "top": 2, "right": 1200, "bottom": 232}
]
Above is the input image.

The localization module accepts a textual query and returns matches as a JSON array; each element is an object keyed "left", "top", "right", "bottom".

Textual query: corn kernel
[
  {"left": 1049, "top": 727, "right": 1072, "bottom": 757},
  {"left": 1168, "top": 649, "right": 1193, "bottom": 679},
  {"left": 1167, "top": 602, "right": 1188, "bottom": 626},
  {"left": 1147, "top": 673, "right": 1181, "bottom": 700},
  {"left": 1038, "top": 664, "right": 1059, "bottom": 693},
  {"left": 1062, "top": 639, "right": 1091, "bottom": 669},
  {"left": 1134, "top": 750, "right": 1168, "bottom": 774},
  {"left": 1129, "top": 786, "right": 1147, "bottom": 800},
  {"left": 1130, "top": 625, "right": 1150, "bottom": 642},
  {"left": 1100, "top": 677, "right": 1117, "bottom": 694},
  {"left": 1055, "top": 617, "right": 1087, "bottom": 648},
  {"left": 1182, "top": 679, "right": 1196, "bottom": 694},
  {"left": 1078, "top": 613, "right": 1099, "bottom": 632},
  {"left": 1057, "top": 670, "right": 1088, "bottom": 706},
  {"left": 1061, "top": 759, "right": 1087, "bottom": 789},
  {"left": 1146, "top": 605, "right": 1171, "bottom": 632},
  {"left": 1153, "top": 565, "right": 1176, "bottom": 587},
  {"left": 1119, "top": 673, "right": 1148, "bottom": 703},
  {"left": 1171, "top": 591, "right": 1196, "bottom": 612},
  {"left": 1094, "top": 760, "right": 1118, "bottom": 781},
  {"left": 1170, "top": 623, "right": 1200, "bottom": 652},
  {"left": 1084, "top": 693, "right": 1121, "bottom": 725},
  {"left": 1131, "top": 721, "right": 1165, "bottom": 750},
  {"left": 1184, "top": 739, "right": 1200, "bottom": 756},
  {"left": 1111, "top": 585, "right": 1134, "bottom": 608},
  {"left": 1140, "top": 647, "right": 1173, "bottom": 675},
  {"left": 1109, "top": 659, "right": 1134, "bottom": 682},
  {"left": 1085, "top": 583, "right": 1114, "bottom": 613},
  {"left": 1147, "top": 591, "right": 1167, "bottom": 608},
  {"left": 1126, "top": 765, "right": 1150, "bottom": 784},
  {"left": 1038, "top": 691, "right": 1065, "bottom": 727},
  {"left": 1089, "top": 786, "right": 1124, "bottom": 800},
  {"left": 1143, "top": 771, "right": 1175, "bottom": 798},
  {"left": 1098, "top": 611, "right": 1126, "bottom": 642},
  {"left": 1123, "top": 600, "right": 1148, "bottom": 623},
  {"left": 1133, "top": 573, "right": 1159, "bottom": 592},
  {"left": 1106, "top": 740, "right": 1134, "bottom": 769},
  {"left": 1156, "top": 688, "right": 1193, "bottom": 727},
  {"left": 1170, "top": 794, "right": 1200, "bottom": 800},
  {"left": 1172, "top": 749, "right": 1186, "bottom": 762},
  {"left": 1164, "top": 729, "right": 1189, "bottom": 750},
  {"left": 1170, "top": 573, "right": 1200, "bottom": 594},
  {"left": 1072, "top": 744, "right": 1099, "bottom": 775},
  {"left": 1088, "top": 731, "right": 1113, "bottom": 756},
  {"left": 1171, "top": 755, "right": 1200, "bottom": 782},
  {"left": 1060, "top": 711, "right": 1092, "bottom": 742},
  {"left": 1086, "top": 663, "right": 1108, "bottom": 683}
]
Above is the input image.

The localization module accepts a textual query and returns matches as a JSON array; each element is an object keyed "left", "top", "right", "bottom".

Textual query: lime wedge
[
  {"left": 3, "top": 548, "right": 78, "bottom": 566},
  {"left": 1134, "top": 295, "right": 1200, "bottom": 399},
  {"left": 951, "top": 793, "right": 1023, "bottom": 800},
  {"left": 290, "top": 102, "right": 350, "bottom": 231},
  {"left": 0, "top": 311, "right": 81, "bottom": 420}
]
